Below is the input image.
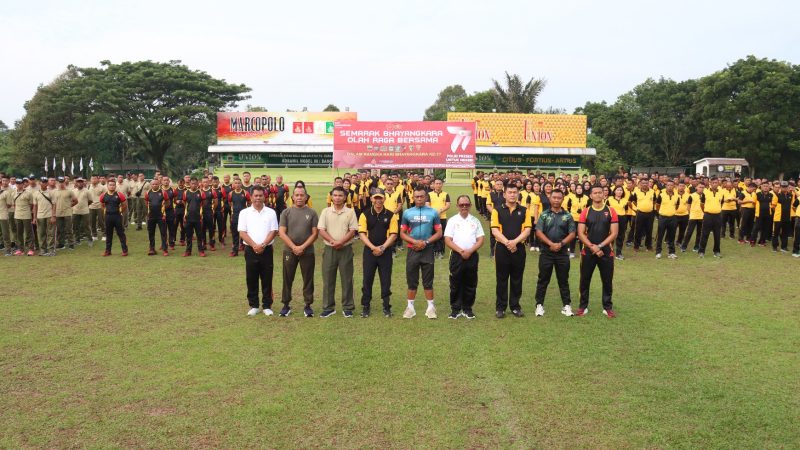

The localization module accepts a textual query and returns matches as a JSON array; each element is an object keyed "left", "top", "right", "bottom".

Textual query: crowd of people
[{"left": 1, "top": 168, "right": 798, "bottom": 321}]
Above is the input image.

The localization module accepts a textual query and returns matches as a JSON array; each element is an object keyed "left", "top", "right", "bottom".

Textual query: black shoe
[
  {"left": 383, "top": 308, "right": 392, "bottom": 318},
  {"left": 448, "top": 311, "right": 460, "bottom": 319},
  {"left": 343, "top": 310, "right": 354, "bottom": 318},
  {"left": 512, "top": 309, "right": 525, "bottom": 318},
  {"left": 361, "top": 308, "right": 370, "bottom": 318},
  {"left": 496, "top": 310, "right": 506, "bottom": 319},
  {"left": 68, "top": 244, "right": 74, "bottom": 250},
  {"left": 279, "top": 306, "right": 291, "bottom": 317},
  {"left": 464, "top": 310, "right": 476, "bottom": 320},
  {"left": 320, "top": 310, "right": 336, "bottom": 318},
  {"left": 303, "top": 306, "right": 314, "bottom": 317},
  {"left": 56, "top": 245, "right": 65, "bottom": 250}
]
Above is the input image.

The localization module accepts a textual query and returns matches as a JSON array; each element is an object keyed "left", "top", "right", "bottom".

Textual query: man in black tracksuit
[
  {"left": 183, "top": 178, "right": 205, "bottom": 257},
  {"left": 228, "top": 179, "right": 251, "bottom": 257},
  {"left": 144, "top": 184, "right": 168, "bottom": 255},
  {"left": 200, "top": 180, "right": 218, "bottom": 251},
  {"left": 753, "top": 183, "right": 774, "bottom": 245},
  {"left": 161, "top": 178, "right": 177, "bottom": 249},
  {"left": 100, "top": 179, "right": 128, "bottom": 256},
  {"left": 212, "top": 177, "right": 227, "bottom": 246},
  {"left": 490, "top": 184, "right": 531, "bottom": 318},
  {"left": 576, "top": 185, "right": 619, "bottom": 317},
  {"left": 772, "top": 183, "right": 793, "bottom": 252},
  {"left": 174, "top": 179, "right": 187, "bottom": 245},
  {"left": 358, "top": 188, "right": 398, "bottom": 317}
]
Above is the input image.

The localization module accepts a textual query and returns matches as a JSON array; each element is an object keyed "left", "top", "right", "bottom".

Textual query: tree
[
  {"left": 491, "top": 72, "right": 546, "bottom": 113},
  {"left": 423, "top": 85, "right": 467, "bottom": 120},
  {"left": 0, "top": 120, "right": 13, "bottom": 173},
  {"left": 584, "top": 134, "right": 624, "bottom": 176},
  {"left": 323, "top": 104, "right": 340, "bottom": 112},
  {"left": 453, "top": 90, "right": 496, "bottom": 113},
  {"left": 13, "top": 60, "right": 251, "bottom": 175},
  {"left": 696, "top": 56, "right": 800, "bottom": 178}
]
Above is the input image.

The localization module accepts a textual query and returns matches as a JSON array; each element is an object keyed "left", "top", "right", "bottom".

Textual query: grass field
[{"left": 2, "top": 185, "right": 799, "bottom": 448}]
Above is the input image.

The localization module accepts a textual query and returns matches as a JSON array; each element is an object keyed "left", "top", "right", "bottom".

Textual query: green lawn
[{"left": 2, "top": 185, "right": 799, "bottom": 448}]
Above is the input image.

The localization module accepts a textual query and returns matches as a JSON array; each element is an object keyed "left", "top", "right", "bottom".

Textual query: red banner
[{"left": 333, "top": 121, "right": 476, "bottom": 169}]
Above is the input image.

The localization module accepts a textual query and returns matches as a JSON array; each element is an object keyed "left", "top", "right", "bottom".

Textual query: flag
[
  {"left": 61, "top": 158, "right": 66, "bottom": 173},
  {"left": 89, "top": 158, "right": 94, "bottom": 171},
  {"left": 79, "top": 157, "right": 83, "bottom": 172},
  {"left": 53, "top": 157, "right": 56, "bottom": 171},
  {"left": 70, "top": 160, "right": 74, "bottom": 175},
  {"left": 44, "top": 157, "right": 48, "bottom": 173}
]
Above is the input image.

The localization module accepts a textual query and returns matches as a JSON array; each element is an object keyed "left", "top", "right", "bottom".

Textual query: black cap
[{"left": 370, "top": 188, "right": 385, "bottom": 198}]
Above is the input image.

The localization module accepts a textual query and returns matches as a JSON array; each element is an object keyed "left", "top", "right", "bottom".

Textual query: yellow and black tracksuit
[
  {"left": 491, "top": 204, "right": 532, "bottom": 313},
  {"left": 675, "top": 191, "right": 690, "bottom": 245},
  {"left": 471, "top": 176, "right": 480, "bottom": 210},
  {"left": 607, "top": 196, "right": 628, "bottom": 256},
  {"left": 655, "top": 191, "right": 680, "bottom": 255},
  {"left": 682, "top": 192, "right": 704, "bottom": 251},
  {"left": 699, "top": 188, "right": 725, "bottom": 255},
  {"left": 737, "top": 190, "right": 757, "bottom": 243},
  {"left": 428, "top": 190, "right": 450, "bottom": 254},
  {"left": 487, "top": 189, "right": 506, "bottom": 256},
  {"left": 630, "top": 188, "right": 656, "bottom": 250},
  {"left": 720, "top": 188, "right": 738, "bottom": 238},
  {"left": 565, "top": 193, "right": 588, "bottom": 254},
  {"left": 753, "top": 190, "right": 776, "bottom": 244},
  {"left": 772, "top": 191, "right": 794, "bottom": 251}
]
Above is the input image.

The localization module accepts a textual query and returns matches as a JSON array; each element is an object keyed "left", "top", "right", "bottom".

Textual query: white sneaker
[
  {"left": 535, "top": 304, "right": 544, "bottom": 316},
  {"left": 668, "top": 253, "right": 677, "bottom": 259},
  {"left": 263, "top": 308, "right": 274, "bottom": 316},
  {"left": 247, "top": 308, "right": 260, "bottom": 317},
  {"left": 425, "top": 305, "right": 437, "bottom": 319},
  {"left": 403, "top": 306, "right": 416, "bottom": 319},
  {"left": 561, "top": 305, "right": 574, "bottom": 316},
  {"left": 569, "top": 253, "right": 575, "bottom": 259},
  {"left": 101, "top": 236, "right": 106, "bottom": 241},
  {"left": 530, "top": 246, "right": 535, "bottom": 252},
  {"left": 655, "top": 253, "right": 662, "bottom": 259}
]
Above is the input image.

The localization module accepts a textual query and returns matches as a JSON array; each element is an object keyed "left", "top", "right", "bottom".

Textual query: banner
[
  {"left": 222, "top": 152, "right": 332, "bottom": 167},
  {"left": 333, "top": 121, "right": 476, "bottom": 169},
  {"left": 447, "top": 112, "right": 587, "bottom": 148},
  {"left": 217, "top": 112, "right": 357, "bottom": 145},
  {"left": 477, "top": 154, "right": 582, "bottom": 168}
]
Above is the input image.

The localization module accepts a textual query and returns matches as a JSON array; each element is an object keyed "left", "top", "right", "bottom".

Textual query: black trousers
[
  {"left": 435, "top": 218, "right": 447, "bottom": 253},
  {"left": 230, "top": 211, "right": 243, "bottom": 253},
  {"left": 676, "top": 215, "right": 689, "bottom": 245},
  {"left": 655, "top": 215, "right": 677, "bottom": 254},
  {"left": 739, "top": 208, "right": 755, "bottom": 242},
  {"left": 215, "top": 210, "right": 226, "bottom": 242},
  {"left": 625, "top": 214, "right": 636, "bottom": 244},
  {"left": 185, "top": 220, "right": 204, "bottom": 253},
  {"left": 682, "top": 219, "right": 702, "bottom": 250},
  {"left": 165, "top": 210, "right": 176, "bottom": 247},
  {"left": 244, "top": 245, "right": 273, "bottom": 309},
  {"left": 535, "top": 249, "right": 571, "bottom": 306},
  {"left": 175, "top": 207, "right": 186, "bottom": 242},
  {"left": 634, "top": 211, "right": 655, "bottom": 250},
  {"left": 772, "top": 220, "right": 791, "bottom": 250},
  {"left": 699, "top": 213, "right": 721, "bottom": 254},
  {"left": 449, "top": 251, "right": 479, "bottom": 313},
  {"left": 362, "top": 247, "right": 393, "bottom": 311},
  {"left": 105, "top": 213, "right": 128, "bottom": 252},
  {"left": 721, "top": 210, "right": 737, "bottom": 238},
  {"left": 202, "top": 214, "right": 215, "bottom": 246},
  {"left": 614, "top": 215, "right": 629, "bottom": 255},
  {"left": 753, "top": 213, "right": 772, "bottom": 244},
  {"left": 494, "top": 244, "right": 526, "bottom": 312},
  {"left": 281, "top": 251, "right": 315, "bottom": 306},
  {"left": 579, "top": 252, "right": 614, "bottom": 310},
  {"left": 147, "top": 217, "right": 167, "bottom": 251},
  {"left": 792, "top": 220, "right": 800, "bottom": 253}
]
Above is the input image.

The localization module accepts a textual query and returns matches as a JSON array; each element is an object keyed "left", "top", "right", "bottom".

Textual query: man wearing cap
[
  {"left": 88, "top": 176, "right": 106, "bottom": 241},
  {"left": 358, "top": 187, "right": 399, "bottom": 318},
  {"left": 33, "top": 177, "right": 57, "bottom": 256},
  {"left": 53, "top": 177, "right": 78, "bottom": 250},
  {"left": 12, "top": 178, "right": 35, "bottom": 255},
  {"left": 72, "top": 178, "right": 92, "bottom": 246}
]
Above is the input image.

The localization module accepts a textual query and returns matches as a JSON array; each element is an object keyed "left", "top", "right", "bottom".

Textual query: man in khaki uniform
[
  {"left": 54, "top": 176, "right": 78, "bottom": 249},
  {"left": 13, "top": 178, "right": 35, "bottom": 255},
  {"left": 33, "top": 177, "right": 57, "bottom": 256},
  {"left": 116, "top": 174, "right": 131, "bottom": 228},
  {"left": 88, "top": 175, "right": 106, "bottom": 240},
  {"left": 0, "top": 175, "right": 12, "bottom": 255},
  {"left": 132, "top": 173, "right": 149, "bottom": 230},
  {"left": 72, "top": 177, "right": 92, "bottom": 246},
  {"left": 7, "top": 176, "right": 17, "bottom": 246}
]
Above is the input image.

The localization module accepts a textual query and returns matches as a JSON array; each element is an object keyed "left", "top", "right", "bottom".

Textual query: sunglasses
[{"left": 457, "top": 203, "right": 471, "bottom": 207}]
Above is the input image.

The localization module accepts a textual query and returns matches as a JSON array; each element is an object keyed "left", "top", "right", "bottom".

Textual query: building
[{"left": 693, "top": 158, "right": 749, "bottom": 177}]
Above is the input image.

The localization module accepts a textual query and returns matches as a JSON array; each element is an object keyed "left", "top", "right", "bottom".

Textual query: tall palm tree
[{"left": 492, "top": 72, "right": 547, "bottom": 113}]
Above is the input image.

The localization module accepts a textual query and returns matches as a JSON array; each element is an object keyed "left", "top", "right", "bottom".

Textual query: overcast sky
[{"left": 2, "top": 0, "right": 798, "bottom": 127}]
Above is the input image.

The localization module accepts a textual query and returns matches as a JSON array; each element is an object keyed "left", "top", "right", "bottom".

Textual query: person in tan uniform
[
  {"left": 88, "top": 176, "right": 106, "bottom": 240},
  {"left": 0, "top": 175, "right": 12, "bottom": 255},
  {"left": 12, "top": 178, "right": 35, "bottom": 255},
  {"left": 33, "top": 177, "right": 57, "bottom": 256},
  {"left": 54, "top": 176, "right": 78, "bottom": 250},
  {"left": 72, "top": 177, "right": 92, "bottom": 246}
]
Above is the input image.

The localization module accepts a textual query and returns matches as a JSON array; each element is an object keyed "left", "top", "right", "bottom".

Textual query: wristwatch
[{"left": 424, "top": 240, "right": 430, "bottom": 246}]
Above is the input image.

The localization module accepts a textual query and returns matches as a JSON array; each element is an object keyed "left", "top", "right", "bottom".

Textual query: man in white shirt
[
  {"left": 238, "top": 185, "right": 279, "bottom": 317},
  {"left": 443, "top": 195, "right": 485, "bottom": 319}
]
